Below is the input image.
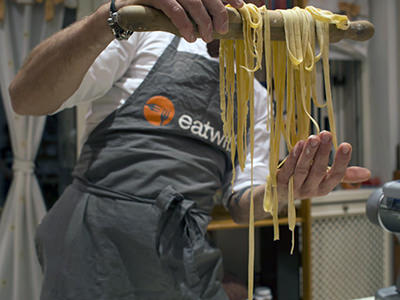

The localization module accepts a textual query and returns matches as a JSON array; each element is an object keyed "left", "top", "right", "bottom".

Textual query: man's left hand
[{"left": 276, "top": 131, "right": 371, "bottom": 203}]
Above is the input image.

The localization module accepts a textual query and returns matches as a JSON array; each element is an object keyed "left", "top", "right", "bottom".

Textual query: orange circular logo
[{"left": 143, "top": 96, "right": 175, "bottom": 126}]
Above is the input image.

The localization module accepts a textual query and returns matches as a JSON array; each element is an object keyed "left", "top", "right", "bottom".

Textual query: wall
[{"left": 366, "top": 0, "right": 400, "bottom": 182}]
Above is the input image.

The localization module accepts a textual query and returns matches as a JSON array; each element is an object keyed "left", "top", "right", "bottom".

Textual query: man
[{"left": 9, "top": 0, "right": 370, "bottom": 299}]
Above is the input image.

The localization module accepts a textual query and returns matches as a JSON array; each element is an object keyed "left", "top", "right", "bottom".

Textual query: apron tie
[
  {"left": 156, "top": 185, "right": 211, "bottom": 288},
  {"left": 12, "top": 159, "right": 35, "bottom": 174}
]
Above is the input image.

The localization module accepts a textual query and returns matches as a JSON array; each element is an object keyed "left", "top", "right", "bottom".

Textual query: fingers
[
  {"left": 118, "top": 0, "right": 246, "bottom": 42},
  {"left": 342, "top": 166, "right": 371, "bottom": 183},
  {"left": 179, "top": 0, "right": 244, "bottom": 42},
  {"left": 292, "top": 135, "right": 321, "bottom": 188},
  {"left": 275, "top": 132, "right": 371, "bottom": 202},
  {"left": 275, "top": 140, "right": 304, "bottom": 204},
  {"left": 300, "top": 131, "right": 332, "bottom": 192},
  {"left": 203, "top": 0, "right": 229, "bottom": 35},
  {"left": 244, "top": 0, "right": 265, "bottom": 7},
  {"left": 152, "top": 0, "right": 244, "bottom": 43},
  {"left": 150, "top": 0, "right": 196, "bottom": 42},
  {"left": 276, "top": 140, "right": 305, "bottom": 186},
  {"left": 178, "top": 0, "right": 216, "bottom": 43},
  {"left": 318, "top": 143, "right": 352, "bottom": 194},
  {"left": 276, "top": 132, "right": 351, "bottom": 200}
]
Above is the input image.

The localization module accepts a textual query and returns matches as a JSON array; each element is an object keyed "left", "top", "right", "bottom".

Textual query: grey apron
[{"left": 35, "top": 37, "right": 233, "bottom": 300}]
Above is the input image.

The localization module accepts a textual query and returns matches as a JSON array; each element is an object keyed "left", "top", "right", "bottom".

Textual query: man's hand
[
  {"left": 228, "top": 131, "right": 371, "bottom": 224},
  {"left": 276, "top": 131, "right": 371, "bottom": 203},
  {"left": 115, "top": 0, "right": 245, "bottom": 43}
]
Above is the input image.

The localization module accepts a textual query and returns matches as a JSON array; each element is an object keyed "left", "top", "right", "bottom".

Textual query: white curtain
[{"left": 0, "top": 1, "right": 65, "bottom": 300}]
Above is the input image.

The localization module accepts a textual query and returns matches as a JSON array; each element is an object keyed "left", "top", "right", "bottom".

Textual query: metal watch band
[{"left": 107, "top": 0, "right": 133, "bottom": 40}]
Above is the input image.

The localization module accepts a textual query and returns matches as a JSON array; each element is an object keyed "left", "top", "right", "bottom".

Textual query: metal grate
[{"left": 311, "top": 214, "right": 387, "bottom": 300}]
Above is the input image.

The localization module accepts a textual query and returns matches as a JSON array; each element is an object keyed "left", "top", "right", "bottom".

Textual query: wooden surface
[
  {"left": 207, "top": 205, "right": 303, "bottom": 231},
  {"left": 117, "top": 5, "right": 374, "bottom": 43}
]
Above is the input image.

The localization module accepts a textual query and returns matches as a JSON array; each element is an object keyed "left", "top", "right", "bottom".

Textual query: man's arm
[
  {"left": 9, "top": 5, "right": 113, "bottom": 115},
  {"left": 9, "top": 0, "right": 245, "bottom": 116},
  {"left": 228, "top": 131, "right": 371, "bottom": 224},
  {"left": 228, "top": 185, "right": 269, "bottom": 224}
]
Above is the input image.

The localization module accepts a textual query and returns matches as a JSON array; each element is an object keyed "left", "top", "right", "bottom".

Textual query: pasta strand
[{"left": 218, "top": 5, "right": 349, "bottom": 299}]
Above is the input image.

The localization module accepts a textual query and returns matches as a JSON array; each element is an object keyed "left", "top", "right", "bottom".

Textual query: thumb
[{"left": 342, "top": 166, "right": 371, "bottom": 183}]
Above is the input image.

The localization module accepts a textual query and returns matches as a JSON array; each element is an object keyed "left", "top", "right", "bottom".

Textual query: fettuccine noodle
[{"left": 219, "top": 4, "right": 349, "bottom": 300}]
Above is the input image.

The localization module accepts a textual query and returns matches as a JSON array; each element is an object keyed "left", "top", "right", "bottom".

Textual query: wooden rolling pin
[{"left": 116, "top": 5, "right": 375, "bottom": 43}]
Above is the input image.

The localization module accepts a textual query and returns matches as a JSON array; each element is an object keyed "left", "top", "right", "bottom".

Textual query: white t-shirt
[{"left": 56, "top": 31, "right": 270, "bottom": 192}]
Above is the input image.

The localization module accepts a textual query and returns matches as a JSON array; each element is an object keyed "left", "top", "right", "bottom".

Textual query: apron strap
[{"left": 72, "top": 178, "right": 153, "bottom": 204}]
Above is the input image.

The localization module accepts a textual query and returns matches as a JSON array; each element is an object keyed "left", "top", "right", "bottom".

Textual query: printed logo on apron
[
  {"left": 142, "top": 95, "right": 232, "bottom": 152},
  {"left": 144, "top": 95, "right": 176, "bottom": 126}
]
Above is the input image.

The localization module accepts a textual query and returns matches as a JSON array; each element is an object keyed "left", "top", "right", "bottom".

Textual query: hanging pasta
[
  {"left": 219, "top": 4, "right": 349, "bottom": 300},
  {"left": 220, "top": 6, "right": 263, "bottom": 299}
]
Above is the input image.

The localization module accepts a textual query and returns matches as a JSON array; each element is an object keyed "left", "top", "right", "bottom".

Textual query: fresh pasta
[{"left": 219, "top": 4, "right": 349, "bottom": 300}]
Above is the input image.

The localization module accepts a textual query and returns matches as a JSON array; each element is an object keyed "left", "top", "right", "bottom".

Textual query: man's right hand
[{"left": 114, "top": 0, "right": 245, "bottom": 43}]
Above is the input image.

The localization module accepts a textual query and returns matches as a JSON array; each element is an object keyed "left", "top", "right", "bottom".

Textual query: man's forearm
[
  {"left": 9, "top": 4, "right": 113, "bottom": 116},
  {"left": 228, "top": 185, "right": 272, "bottom": 224}
]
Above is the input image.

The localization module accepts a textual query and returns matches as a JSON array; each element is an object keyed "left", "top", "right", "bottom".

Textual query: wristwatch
[{"left": 107, "top": 0, "right": 133, "bottom": 40}]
